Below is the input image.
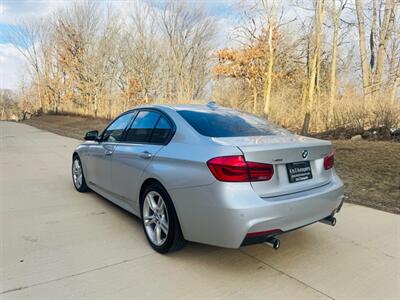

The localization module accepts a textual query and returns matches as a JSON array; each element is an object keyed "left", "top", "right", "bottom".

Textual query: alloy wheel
[
  {"left": 143, "top": 191, "right": 169, "bottom": 246},
  {"left": 72, "top": 159, "right": 83, "bottom": 189}
]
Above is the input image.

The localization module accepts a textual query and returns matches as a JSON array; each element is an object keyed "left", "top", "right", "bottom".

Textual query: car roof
[{"left": 133, "top": 103, "right": 232, "bottom": 113}]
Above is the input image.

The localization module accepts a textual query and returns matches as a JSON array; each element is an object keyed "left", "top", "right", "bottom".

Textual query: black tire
[
  {"left": 72, "top": 155, "right": 89, "bottom": 193},
  {"left": 140, "top": 183, "right": 185, "bottom": 254}
]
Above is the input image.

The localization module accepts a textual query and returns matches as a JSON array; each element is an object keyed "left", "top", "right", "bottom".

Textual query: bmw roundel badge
[{"left": 302, "top": 150, "right": 309, "bottom": 159}]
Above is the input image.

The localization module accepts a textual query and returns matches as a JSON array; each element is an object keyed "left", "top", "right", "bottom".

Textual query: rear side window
[
  {"left": 177, "top": 109, "right": 290, "bottom": 138},
  {"left": 150, "top": 116, "right": 173, "bottom": 144},
  {"left": 125, "top": 111, "right": 160, "bottom": 143}
]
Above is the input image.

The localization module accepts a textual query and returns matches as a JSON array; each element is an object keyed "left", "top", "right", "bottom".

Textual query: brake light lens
[
  {"left": 247, "top": 161, "right": 274, "bottom": 181},
  {"left": 323, "top": 153, "right": 334, "bottom": 170},
  {"left": 207, "top": 155, "right": 248, "bottom": 182},
  {"left": 207, "top": 155, "right": 274, "bottom": 182}
]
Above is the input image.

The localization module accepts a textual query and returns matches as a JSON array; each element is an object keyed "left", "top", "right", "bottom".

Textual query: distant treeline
[{"left": 4, "top": 0, "right": 400, "bottom": 133}]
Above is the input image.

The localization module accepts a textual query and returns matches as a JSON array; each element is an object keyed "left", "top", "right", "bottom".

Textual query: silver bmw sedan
[{"left": 72, "top": 103, "right": 344, "bottom": 253}]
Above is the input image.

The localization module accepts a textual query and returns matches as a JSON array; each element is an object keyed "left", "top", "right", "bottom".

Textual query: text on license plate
[{"left": 286, "top": 161, "right": 313, "bottom": 183}]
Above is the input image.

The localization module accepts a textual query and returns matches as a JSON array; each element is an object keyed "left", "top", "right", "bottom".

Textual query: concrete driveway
[{"left": 1, "top": 121, "right": 399, "bottom": 299}]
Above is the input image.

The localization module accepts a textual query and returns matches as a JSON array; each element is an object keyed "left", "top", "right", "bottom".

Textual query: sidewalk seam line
[
  {"left": 239, "top": 249, "right": 335, "bottom": 300},
  {"left": 0, "top": 252, "right": 155, "bottom": 295}
]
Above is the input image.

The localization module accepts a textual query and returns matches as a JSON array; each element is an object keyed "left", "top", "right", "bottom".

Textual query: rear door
[{"left": 110, "top": 110, "right": 174, "bottom": 211}]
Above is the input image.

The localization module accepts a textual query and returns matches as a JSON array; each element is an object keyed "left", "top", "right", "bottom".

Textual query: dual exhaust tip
[
  {"left": 319, "top": 216, "right": 337, "bottom": 226},
  {"left": 263, "top": 216, "right": 337, "bottom": 250},
  {"left": 264, "top": 237, "right": 280, "bottom": 250}
]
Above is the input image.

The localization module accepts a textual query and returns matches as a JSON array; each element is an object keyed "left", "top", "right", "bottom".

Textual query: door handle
[{"left": 139, "top": 151, "right": 153, "bottom": 159}]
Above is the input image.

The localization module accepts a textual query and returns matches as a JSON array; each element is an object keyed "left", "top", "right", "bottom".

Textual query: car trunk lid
[{"left": 212, "top": 135, "right": 334, "bottom": 198}]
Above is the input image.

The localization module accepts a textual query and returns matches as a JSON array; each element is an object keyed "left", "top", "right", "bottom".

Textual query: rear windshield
[{"left": 177, "top": 109, "right": 290, "bottom": 137}]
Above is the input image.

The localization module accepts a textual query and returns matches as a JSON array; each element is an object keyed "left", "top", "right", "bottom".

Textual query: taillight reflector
[
  {"left": 207, "top": 155, "right": 274, "bottom": 182},
  {"left": 246, "top": 229, "right": 282, "bottom": 237},
  {"left": 323, "top": 153, "right": 334, "bottom": 170}
]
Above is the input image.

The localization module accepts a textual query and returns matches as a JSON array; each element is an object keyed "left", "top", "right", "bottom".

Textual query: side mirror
[{"left": 84, "top": 130, "right": 99, "bottom": 141}]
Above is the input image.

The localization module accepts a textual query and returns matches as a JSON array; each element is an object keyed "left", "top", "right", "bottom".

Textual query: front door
[{"left": 88, "top": 112, "right": 135, "bottom": 192}]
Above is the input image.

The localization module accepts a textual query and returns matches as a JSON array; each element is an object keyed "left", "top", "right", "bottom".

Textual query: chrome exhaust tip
[
  {"left": 264, "top": 237, "right": 280, "bottom": 250},
  {"left": 320, "top": 216, "right": 336, "bottom": 226}
]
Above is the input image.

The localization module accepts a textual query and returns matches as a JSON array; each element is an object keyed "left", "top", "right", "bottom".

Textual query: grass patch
[
  {"left": 333, "top": 140, "right": 399, "bottom": 214},
  {"left": 23, "top": 114, "right": 399, "bottom": 214},
  {"left": 24, "top": 114, "right": 110, "bottom": 140}
]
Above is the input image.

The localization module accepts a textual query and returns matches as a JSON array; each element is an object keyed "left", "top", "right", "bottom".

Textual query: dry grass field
[
  {"left": 23, "top": 114, "right": 400, "bottom": 214},
  {"left": 334, "top": 140, "right": 399, "bottom": 214}
]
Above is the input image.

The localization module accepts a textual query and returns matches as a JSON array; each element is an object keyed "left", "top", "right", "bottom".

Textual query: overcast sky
[{"left": 0, "top": 0, "right": 240, "bottom": 90}]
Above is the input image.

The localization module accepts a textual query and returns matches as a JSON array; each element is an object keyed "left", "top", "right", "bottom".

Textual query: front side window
[
  {"left": 125, "top": 111, "right": 161, "bottom": 143},
  {"left": 177, "top": 109, "right": 291, "bottom": 138},
  {"left": 102, "top": 112, "right": 134, "bottom": 142}
]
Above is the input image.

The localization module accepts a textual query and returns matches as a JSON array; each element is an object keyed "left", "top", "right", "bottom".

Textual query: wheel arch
[
  {"left": 139, "top": 177, "right": 184, "bottom": 237},
  {"left": 72, "top": 151, "right": 89, "bottom": 185},
  {"left": 139, "top": 178, "right": 165, "bottom": 208}
]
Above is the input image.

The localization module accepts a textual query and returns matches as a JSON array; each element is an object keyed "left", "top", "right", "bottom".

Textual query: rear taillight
[
  {"left": 207, "top": 155, "right": 274, "bottom": 182},
  {"left": 247, "top": 161, "right": 274, "bottom": 181},
  {"left": 207, "top": 156, "right": 248, "bottom": 182},
  {"left": 323, "top": 153, "right": 334, "bottom": 170}
]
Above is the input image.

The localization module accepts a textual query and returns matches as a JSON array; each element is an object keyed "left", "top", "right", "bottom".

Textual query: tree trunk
[
  {"left": 390, "top": 63, "right": 400, "bottom": 104},
  {"left": 301, "top": 37, "right": 311, "bottom": 112},
  {"left": 369, "top": 0, "right": 377, "bottom": 72},
  {"left": 262, "top": 1, "right": 276, "bottom": 119},
  {"left": 302, "top": 0, "right": 324, "bottom": 134},
  {"left": 301, "top": 112, "right": 311, "bottom": 136},
  {"left": 373, "top": 0, "right": 395, "bottom": 94},
  {"left": 94, "top": 94, "right": 98, "bottom": 118},
  {"left": 36, "top": 77, "right": 43, "bottom": 111},
  {"left": 328, "top": 0, "right": 342, "bottom": 127},
  {"left": 252, "top": 81, "right": 258, "bottom": 114},
  {"left": 263, "top": 29, "right": 274, "bottom": 118},
  {"left": 355, "top": 0, "right": 372, "bottom": 98},
  {"left": 316, "top": 52, "right": 321, "bottom": 131}
]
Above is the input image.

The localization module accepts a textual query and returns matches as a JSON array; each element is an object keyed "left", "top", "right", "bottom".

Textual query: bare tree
[
  {"left": 5, "top": 0, "right": 399, "bottom": 133},
  {"left": 261, "top": 0, "right": 277, "bottom": 118},
  {"left": 302, "top": 0, "right": 325, "bottom": 135},
  {"left": 356, "top": 0, "right": 397, "bottom": 97},
  {"left": 158, "top": 0, "right": 215, "bottom": 101},
  {"left": 389, "top": 30, "right": 400, "bottom": 104},
  {"left": 5, "top": 20, "right": 50, "bottom": 110},
  {"left": 390, "top": 63, "right": 400, "bottom": 104},
  {"left": 328, "top": 0, "right": 346, "bottom": 125},
  {"left": 55, "top": 1, "right": 118, "bottom": 117},
  {"left": 372, "top": 0, "right": 396, "bottom": 91},
  {"left": 355, "top": 0, "right": 372, "bottom": 97},
  {"left": 129, "top": 2, "right": 160, "bottom": 103}
]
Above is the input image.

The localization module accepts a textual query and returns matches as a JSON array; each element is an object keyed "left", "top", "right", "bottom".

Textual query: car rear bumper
[{"left": 169, "top": 174, "right": 344, "bottom": 248}]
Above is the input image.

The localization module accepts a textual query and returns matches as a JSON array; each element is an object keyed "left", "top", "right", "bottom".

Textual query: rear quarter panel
[{"left": 142, "top": 142, "right": 242, "bottom": 190}]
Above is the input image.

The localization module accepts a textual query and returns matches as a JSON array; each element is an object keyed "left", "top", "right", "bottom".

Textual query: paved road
[{"left": 0, "top": 121, "right": 399, "bottom": 299}]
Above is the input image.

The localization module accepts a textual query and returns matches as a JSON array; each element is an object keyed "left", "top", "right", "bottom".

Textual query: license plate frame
[{"left": 286, "top": 161, "right": 313, "bottom": 183}]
